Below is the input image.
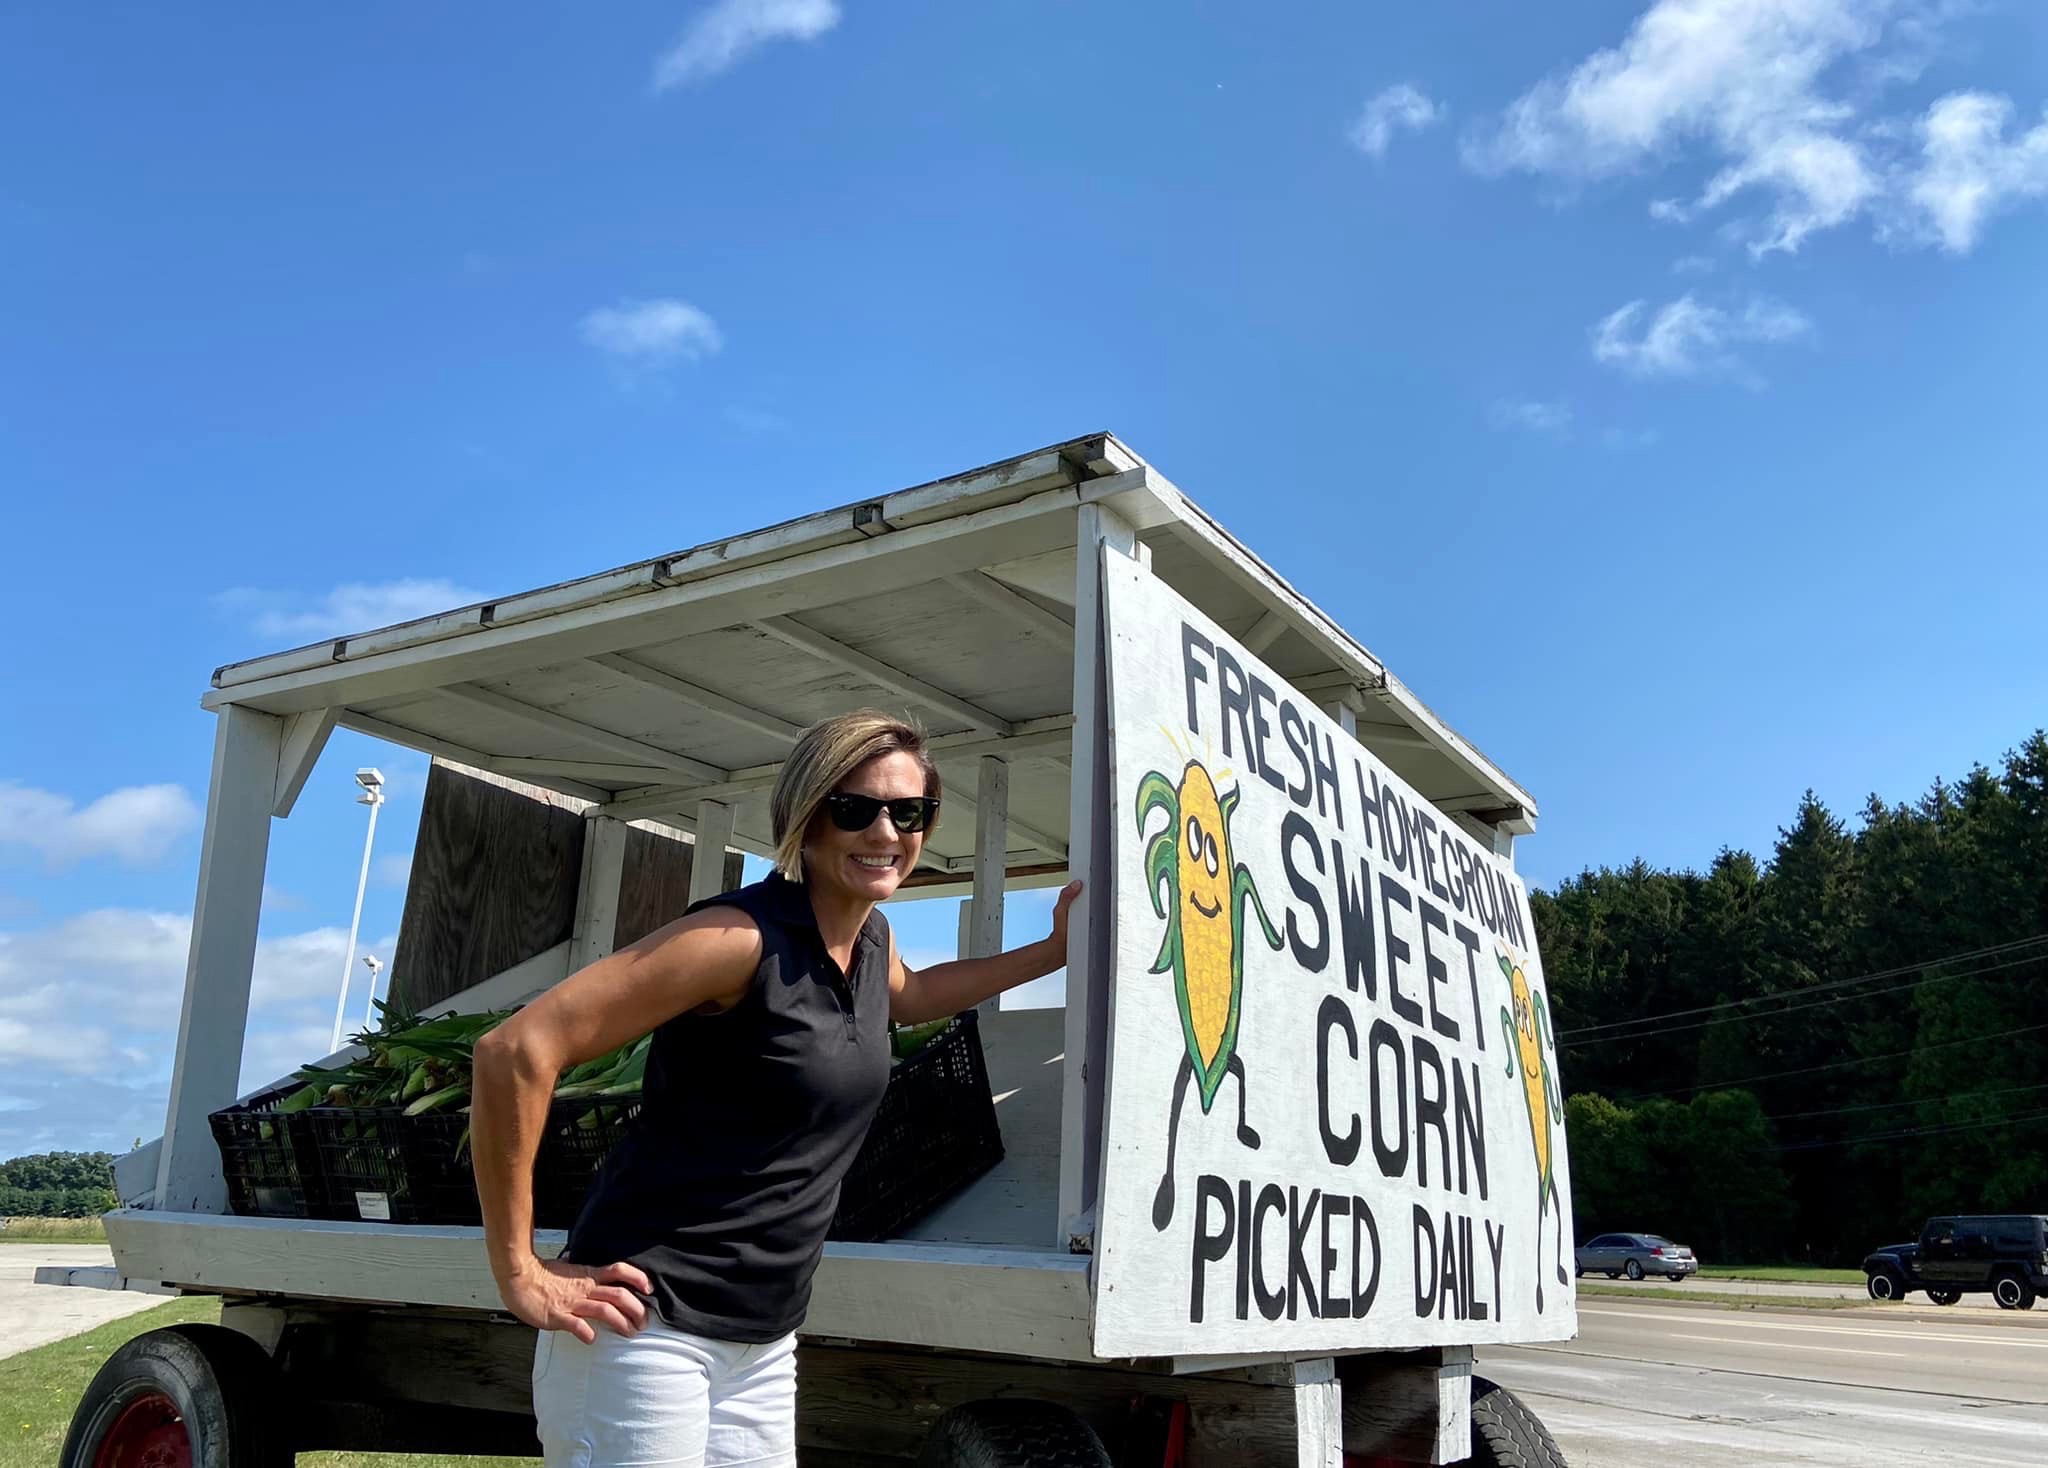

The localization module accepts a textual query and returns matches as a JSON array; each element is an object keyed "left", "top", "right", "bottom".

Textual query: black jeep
[{"left": 1863, "top": 1214, "right": 2048, "bottom": 1309}]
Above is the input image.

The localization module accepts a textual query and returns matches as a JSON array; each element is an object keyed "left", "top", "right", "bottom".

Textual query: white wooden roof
[{"left": 207, "top": 434, "right": 1536, "bottom": 877}]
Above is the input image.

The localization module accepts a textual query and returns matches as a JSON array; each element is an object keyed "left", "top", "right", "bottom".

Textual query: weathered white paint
[
  {"left": 157, "top": 705, "right": 282, "bottom": 1215},
  {"left": 1294, "top": 1375, "right": 1345, "bottom": 1467},
  {"left": 205, "top": 485, "right": 1089, "bottom": 718},
  {"left": 569, "top": 816, "right": 630, "bottom": 971},
  {"left": 689, "top": 800, "right": 737, "bottom": 905},
  {"left": 1058, "top": 508, "right": 1148, "bottom": 1250},
  {"left": 969, "top": 757, "right": 1008, "bottom": 1016},
  {"left": 102, "top": 1211, "right": 1099, "bottom": 1361},
  {"left": 335, "top": 709, "right": 611, "bottom": 806},
  {"left": 1242, "top": 610, "right": 1290, "bottom": 657},
  {"left": 1090, "top": 559, "right": 1574, "bottom": 1358},
  {"left": 946, "top": 570, "right": 1075, "bottom": 646},
  {"left": 752, "top": 616, "right": 1012, "bottom": 736},
  {"left": 491, "top": 757, "right": 679, "bottom": 785},
  {"left": 271, "top": 706, "right": 339, "bottom": 817},
  {"left": 588, "top": 652, "right": 805, "bottom": 744},
  {"left": 442, "top": 684, "right": 728, "bottom": 784}
]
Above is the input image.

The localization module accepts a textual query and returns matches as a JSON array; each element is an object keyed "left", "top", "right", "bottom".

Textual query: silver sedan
[{"left": 1576, "top": 1232, "right": 1699, "bottom": 1280}]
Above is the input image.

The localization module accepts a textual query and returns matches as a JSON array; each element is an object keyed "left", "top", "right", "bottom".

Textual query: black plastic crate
[
  {"left": 402, "top": 1111, "right": 486, "bottom": 1227},
  {"left": 533, "top": 1097, "right": 641, "bottom": 1230},
  {"left": 830, "top": 1009, "right": 1004, "bottom": 1244},
  {"left": 301, "top": 1107, "right": 426, "bottom": 1223},
  {"left": 209, "top": 1084, "right": 319, "bottom": 1219}
]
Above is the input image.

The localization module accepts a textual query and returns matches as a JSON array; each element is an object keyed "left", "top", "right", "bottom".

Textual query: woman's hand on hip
[{"left": 501, "top": 1256, "right": 653, "bottom": 1342}]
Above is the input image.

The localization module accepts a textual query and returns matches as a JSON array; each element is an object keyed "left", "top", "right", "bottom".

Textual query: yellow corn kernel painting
[
  {"left": 1498, "top": 950, "right": 1570, "bottom": 1311},
  {"left": 1137, "top": 759, "right": 1283, "bottom": 1229}
]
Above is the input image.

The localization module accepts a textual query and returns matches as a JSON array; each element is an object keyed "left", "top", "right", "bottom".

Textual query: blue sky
[{"left": 4, "top": 0, "right": 2045, "bottom": 1157}]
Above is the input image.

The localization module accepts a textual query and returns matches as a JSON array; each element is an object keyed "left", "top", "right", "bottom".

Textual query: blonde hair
[{"left": 770, "top": 709, "right": 942, "bottom": 881}]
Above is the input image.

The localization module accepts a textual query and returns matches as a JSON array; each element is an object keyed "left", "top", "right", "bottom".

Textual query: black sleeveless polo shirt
[{"left": 562, "top": 873, "right": 893, "bottom": 1342}]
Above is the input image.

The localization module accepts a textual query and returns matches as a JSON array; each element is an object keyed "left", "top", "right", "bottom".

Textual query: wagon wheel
[
  {"left": 60, "top": 1324, "right": 287, "bottom": 1468},
  {"left": 917, "top": 1400, "right": 1113, "bottom": 1468},
  {"left": 1452, "top": 1375, "right": 1568, "bottom": 1467}
]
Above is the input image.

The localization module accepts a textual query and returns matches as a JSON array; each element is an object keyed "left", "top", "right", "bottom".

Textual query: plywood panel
[
  {"left": 613, "top": 825, "right": 747, "bottom": 948},
  {"left": 391, "top": 763, "right": 585, "bottom": 1014}
]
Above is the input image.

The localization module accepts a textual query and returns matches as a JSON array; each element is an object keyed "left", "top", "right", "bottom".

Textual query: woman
[{"left": 470, "top": 708, "right": 1080, "bottom": 1468}]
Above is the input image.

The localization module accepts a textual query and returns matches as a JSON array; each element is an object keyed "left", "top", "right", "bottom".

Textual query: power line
[
  {"left": 1619, "top": 1018, "right": 2048, "bottom": 1101},
  {"left": 1765, "top": 1079, "right": 2048, "bottom": 1124},
  {"left": 1560, "top": 947, "right": 2048, "bottom": 1050},
  {"left": 1554, "top": 933, "right": 2048, "bottom": 1043},
  {"left": 1773, "top": 1104, "right": 2048, "bottom": 1153}
]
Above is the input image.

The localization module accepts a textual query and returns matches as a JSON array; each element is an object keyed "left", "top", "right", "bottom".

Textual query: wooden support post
[
  {"left": 1293, "top": 1362, "right": 1344, "bottom": 1467},
  {"left": 688, "top": 800, "right": 736, "bottom": 905},
  {"left": 271, "top": 706, "right": 339, "bottom": 818},
  {"left": 156, "top": 705, "right": 283, "bottom": 1214},
  {"left": 1492, "top": 824, "right": 1515, "bottom": 866},
  {"left": 956, "top": 899, "right": 974, "bottom": 961},
  {"left": 1317, "top": 697, "right": 1359, "bottom": 741},
  {"left": 1058, "top": 503, "right": 1148, "bottom": 1250},
  {"left": 570, "top": 816, "right": 630, "bottom": 971},
  {"left": 969, "top": 756, "right": 1008, "bottom": 1015}
]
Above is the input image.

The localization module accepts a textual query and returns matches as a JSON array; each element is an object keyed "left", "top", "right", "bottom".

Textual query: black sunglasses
[{"left": 822, "top": 792, "right": 940, "bottom": 834}]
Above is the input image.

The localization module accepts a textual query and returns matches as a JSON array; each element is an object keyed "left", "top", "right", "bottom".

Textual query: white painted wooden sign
[{"left": 1091, "top": 557, "right": 1576, "bottom": 1358}]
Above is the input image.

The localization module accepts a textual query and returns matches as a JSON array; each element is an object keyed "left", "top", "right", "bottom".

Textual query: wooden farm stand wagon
[{"left": 44, "top": 435, "right": 1575, "bottom": 1465}]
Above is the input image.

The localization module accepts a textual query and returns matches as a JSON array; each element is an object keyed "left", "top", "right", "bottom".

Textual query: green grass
[
  {"left": 0, "top": 1297, "right": 537, "bottom": 1467},
  {"left": 1696, "top": 1265, "right": 1864, "bottom": 1285},
  {"left": 1579, "top": 1283, "right": 1869, "bottom": 1310},
  {"left": 0, "top": 1218, "right": 108, "bottom": 1245}
]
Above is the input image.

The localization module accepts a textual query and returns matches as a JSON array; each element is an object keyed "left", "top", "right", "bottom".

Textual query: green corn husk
[{"left": 890, "top": 1017, "right": 951, "bottom": 1063}]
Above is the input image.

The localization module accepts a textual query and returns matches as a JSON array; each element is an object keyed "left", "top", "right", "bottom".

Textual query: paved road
[
  {"left": 1, "top": 1246, "right": 164, "bottom": 1361},
  {"left": 1586, "top": 1273, "right": 2017, "bottom": 1313},
  {"left": 1481, "top": 1297, "right": 2048, "bottom": 1466}
]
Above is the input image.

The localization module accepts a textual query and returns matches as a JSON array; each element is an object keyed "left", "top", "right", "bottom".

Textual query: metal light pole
[
  {"left": 330, "top": 768, "right": 386, "bottom": 1053},
  {"left": 358, "top": 953, "right": 386, "bottom": 1033}
]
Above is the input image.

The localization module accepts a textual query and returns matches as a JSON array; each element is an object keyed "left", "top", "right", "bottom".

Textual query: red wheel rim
[{"left": 93, "top": 1390, "right": 191, "bottom": 1468}]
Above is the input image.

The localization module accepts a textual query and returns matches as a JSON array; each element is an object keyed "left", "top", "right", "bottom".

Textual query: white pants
[{"left": 532, "top": 1319, "right": 798, "bottom": 1467}]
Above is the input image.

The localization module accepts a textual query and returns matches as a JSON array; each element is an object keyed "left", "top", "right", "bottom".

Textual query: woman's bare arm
[
  {"left": 887, "top": 880, "right": 1081, "bottom": 1024},
  {"left": 471, "top": 904, "right": 763, "bottom": 1338}
]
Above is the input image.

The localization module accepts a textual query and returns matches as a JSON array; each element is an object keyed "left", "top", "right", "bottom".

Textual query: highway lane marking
[
  {"left": 1582, "top": 1306, "right": 2048, "bottom": 1350},
  {"left": 1670, "top": 1331, "right": 1908, "bottom": 1359}
]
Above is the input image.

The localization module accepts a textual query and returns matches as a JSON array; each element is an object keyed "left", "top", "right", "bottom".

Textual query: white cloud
[
  {"left": 1909, "top": 92, "right": 2048, "bottom": 252},
  {"left": 1466, "top": 0, "right": 2048, "bottom": 256},
  {"left": 217, "top": 578, "right": 484, "bottom": 643},
  {"left": 654, "top": 0, "right": 840, "bottom": 90},
  {"left": 0, "top": 782, "right": 198, "bottom": 867},
  {"left": 1592, "top": 293, "right": 1811, "bottom": 380},
  {"left": 374, "top": 850, "right": 414, "bottom": 888},
  {"left": 1671, "top": 253, "right": 1719, "bottom": 274},
  {"left": 0, "top": 908, "right": 397, "bottom": 1153},
  {"left": 580, "top": 299, "right": 724, "bottom": 366},
  {"left": 1488, "top": 400, "right": 1573, "bottom": 436},
  {"left": 1350, "top": 84, "right": 1444, "bottom": 159}
]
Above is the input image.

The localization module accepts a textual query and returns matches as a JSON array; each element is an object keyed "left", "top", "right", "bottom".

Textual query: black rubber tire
[
  {"left": 1455, "top": 1375, "right": 1568, "bottom": 1467},
  {"left": 1992, "top": 1272, "right": 2037, "bottom": 1311},
  {"left": 60, "top": 1323, "right": 286, "bottom": 1467},
  {"left": 1928, "top": 1288, "right": 1962, "bottom": 1306},
  {"left": 1866, "top": 1269, "right": 1903, "bottom": 1302},
  {"left": 918, "top": 1400, "right": 1113, "bottom": 1468},
  {"left": 1624, "top": 1259, "right": 1644, "bottom": 1281}
]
